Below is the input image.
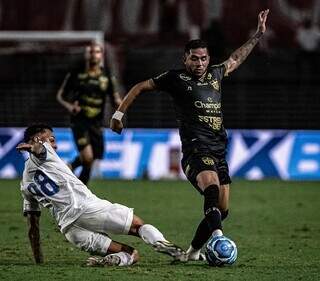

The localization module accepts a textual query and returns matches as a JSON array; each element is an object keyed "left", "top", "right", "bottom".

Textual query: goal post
[{"left": 0, "top": 31, "right": 104, "bottom": 45}]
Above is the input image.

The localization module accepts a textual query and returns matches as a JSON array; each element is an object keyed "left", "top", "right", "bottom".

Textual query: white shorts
[{"left": 64, "top": 197, "right": 134, "bottom": 255}]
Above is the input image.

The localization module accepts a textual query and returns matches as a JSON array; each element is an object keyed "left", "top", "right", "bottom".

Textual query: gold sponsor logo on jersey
[
  {"left": 99, "top": 76, "right": 109, "bottom": 91},
  {"left": 194, "top": 101, "right": 221, "bottom": 112},
  {"left": 210, "top": 79, "right": 220, "bottom": 91},
  {"left": 198, "top": 115, "right": 222, "bottom": 130},
  {"left": 179, "top": 73, "right": 192, "bottom": 81},
  {"left": 202, "top": 157, "right": 214, "bottom": 166}
]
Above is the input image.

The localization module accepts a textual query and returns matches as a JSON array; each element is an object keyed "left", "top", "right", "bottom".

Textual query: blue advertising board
[{"left": 0, "top": 128, "right": 319, "bottom": 180}]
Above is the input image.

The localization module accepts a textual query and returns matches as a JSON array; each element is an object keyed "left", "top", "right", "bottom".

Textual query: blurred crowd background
[{"left": 0, "top": 0, "right": 319, "bottom": 130}]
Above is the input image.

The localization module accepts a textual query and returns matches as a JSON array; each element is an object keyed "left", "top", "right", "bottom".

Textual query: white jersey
[{"left": 20, "top": 142, "right": 98, "bottom": 233}]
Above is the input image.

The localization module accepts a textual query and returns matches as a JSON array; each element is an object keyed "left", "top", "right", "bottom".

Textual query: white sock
[
  {"left": 138, "top": 224, "right": 166, "bottom": 245},
  {"left": 109, "top": 251, "right": 134, "bottom": 266},
  {"left": 186, "top": 245, "right": 201, "bottom": 260},
  {"left": 212, "top": 229, "right": 223, "bottom": 237}
]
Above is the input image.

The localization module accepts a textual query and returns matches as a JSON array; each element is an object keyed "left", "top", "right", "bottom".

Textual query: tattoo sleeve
[{"left": 230, "top": 31, "right": 263, "bottom": 68}]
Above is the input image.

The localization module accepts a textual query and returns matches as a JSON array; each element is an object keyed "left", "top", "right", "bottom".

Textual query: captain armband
[{"left": 112, "top": 110, "right": 124, "bottom": 121}]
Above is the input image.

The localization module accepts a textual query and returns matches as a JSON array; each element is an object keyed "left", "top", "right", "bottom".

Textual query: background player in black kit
[
  {"left": 111, "top": 10, "right": 269, "bottom": 261},
  {"left": 57, "top": 43, "right": 122, "bottom": 185}
]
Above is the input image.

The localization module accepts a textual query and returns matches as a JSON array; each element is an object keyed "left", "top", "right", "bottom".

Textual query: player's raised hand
[
  {"left": 16, "top": 143, "right": 33, "bottom": 152},
  {"left": 110, "top": 118, "right": 123, "bottom": 134},
  {"left": 257, "top": 9, "right": 269, "bottom": 34}
]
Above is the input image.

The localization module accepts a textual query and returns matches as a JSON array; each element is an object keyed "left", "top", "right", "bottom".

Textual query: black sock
[
  {"left": 203, "top": 185, "right": 222, "bottom": 232},
  {"left": 79, "top": 165, "right": 91, "bottom": 185},
  {"left": 191, "top": 218, "right": 212, "bottom": 250},
  {"left": 70, "top": 156, "right": 82, "bottom": 171}
]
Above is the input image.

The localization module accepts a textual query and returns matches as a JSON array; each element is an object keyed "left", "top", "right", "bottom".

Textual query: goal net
[{"left": 0, "top": 31, "right": 107, "bottom": 127}]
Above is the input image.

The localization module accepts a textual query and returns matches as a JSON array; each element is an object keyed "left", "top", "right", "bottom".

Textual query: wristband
[{"left": 112, "top": 110, "right": 124, "bottom": 121}]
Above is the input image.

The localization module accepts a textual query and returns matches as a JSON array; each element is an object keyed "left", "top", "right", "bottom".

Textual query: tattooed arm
[{"left": 223, "top": 9, "right": 269, "bottom": 75}]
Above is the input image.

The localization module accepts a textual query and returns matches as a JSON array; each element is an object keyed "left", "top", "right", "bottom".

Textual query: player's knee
[
  {"left": 129, "top": 215, "right": 144, "bottom": 235},
  {"left": 82, "top": 156, "right": 94, "bottom": 167},
  {"left": 133, "top": 215, "right": 144, "bottom": 226},
  {"left": 197, "top": 171, "right": 219, "bottom": 190}
]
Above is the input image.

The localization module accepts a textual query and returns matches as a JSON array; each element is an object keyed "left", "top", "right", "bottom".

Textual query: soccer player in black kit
[
  {"left": 111, "top": 10, "right": 269, "bottom": 261},
  {"left": 57, "top": 43, "right": 121, "bottom": 185}
]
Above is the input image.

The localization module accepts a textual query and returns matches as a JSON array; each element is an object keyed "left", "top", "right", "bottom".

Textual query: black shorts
[
  {"left": 181, "top": 149, "right": 231, "bottom": 194},
  {"left": 71, "top": 121, "right": 104, "bottom": 159}
]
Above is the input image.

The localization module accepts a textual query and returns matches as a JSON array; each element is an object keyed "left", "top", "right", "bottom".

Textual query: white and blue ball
[{"left": 205, "top": 235, "right": 237, "bottom": 266}]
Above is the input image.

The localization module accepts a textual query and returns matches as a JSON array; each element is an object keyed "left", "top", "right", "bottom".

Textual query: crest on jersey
[
  {"left": 210, "top": 79, "right": 220, "bottom": 91},
  {"left": 99, "top": 76, "right": 109, "bottom": 91},
  {"left": 202, "top": 157, "right": 214, "bottom": 166},
  {"left": 207, "top": 73, "right": 212, "bottom": 80},
  {"left": 179, "top": 73, "right": 192, "bottom": 81}
]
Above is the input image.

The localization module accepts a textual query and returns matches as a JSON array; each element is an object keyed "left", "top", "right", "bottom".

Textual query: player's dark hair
[
  {"left": 184, "top": 39, "right": 209, "bottom": 55},
  {"left": 23, "top": 124, "right": 53, "bottom": 143}
]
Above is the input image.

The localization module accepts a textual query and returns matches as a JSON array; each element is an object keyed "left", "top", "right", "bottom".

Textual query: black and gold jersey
[
  {"left": 63, "top": 67, "right": 118, "bottom": 124},
  {"left": 153, "top": 64, "right": 228, "bottom": 154}
]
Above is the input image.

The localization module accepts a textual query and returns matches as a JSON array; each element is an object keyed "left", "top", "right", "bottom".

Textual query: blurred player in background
[
  {"left": 111, "top": 10, "right": 269, "bottom": 261},
  {"left": 57, "top": 43, "right": 122, "bottom": 185},
  {"left": 17, "top": 124, "right": 185, "bottom": 266}
]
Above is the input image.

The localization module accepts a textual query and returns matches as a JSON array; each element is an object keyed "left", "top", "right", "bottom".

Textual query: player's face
[
  {"left": 86, "top": 45, "right": 103, "bottom": 65},
  {"left": 36, "top": 129, "right": 57, "bottom": 151},
  {"left": 184, "top": 48, "right": 210, "bottom": 77}
]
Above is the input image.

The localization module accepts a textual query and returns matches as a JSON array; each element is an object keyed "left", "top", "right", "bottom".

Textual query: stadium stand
[{"left": 0, "top": 0, "right": 319, "bottom": 129}]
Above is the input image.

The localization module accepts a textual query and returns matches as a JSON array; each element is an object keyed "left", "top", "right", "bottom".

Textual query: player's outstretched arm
[
  {"left": 110, "top": 79, "right": 156, "bottom": 134},
  {"left": 16, "top": 140, "right": 46, "bottom": 159},
  {"left": 27, "top": 213, "right": 43, "bottom": 264},
  {"left": 223, "top": 9, "right": 269, "bottom": 75}
]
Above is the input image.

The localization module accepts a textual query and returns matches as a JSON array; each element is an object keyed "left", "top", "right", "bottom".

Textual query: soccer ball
[{"left": 205, "top": 235, "right": 237, "bottom": 266}]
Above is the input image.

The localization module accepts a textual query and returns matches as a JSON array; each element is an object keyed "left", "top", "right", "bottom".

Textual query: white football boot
[
  {"left": 153, "top": 240, "right": 188, "bottom": 261},
  {"left": 86, "top": 254, "right": 121, "bottom": 267}
]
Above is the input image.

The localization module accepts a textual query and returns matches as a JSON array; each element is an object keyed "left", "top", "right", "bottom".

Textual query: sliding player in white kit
[{"left": 17, "top": 124, "right": 186, "bottom": 266}]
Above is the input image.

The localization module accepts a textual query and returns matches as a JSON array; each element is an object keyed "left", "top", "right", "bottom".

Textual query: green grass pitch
[{"left": 0, "top": 179, "right": 319, "bottom": 281}]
